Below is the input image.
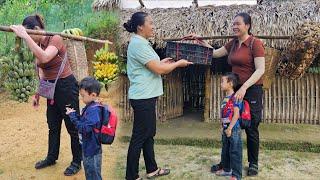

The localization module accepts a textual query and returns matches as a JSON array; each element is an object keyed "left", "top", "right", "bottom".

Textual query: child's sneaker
[
  {"left": 216, "top": 169, "right": 232, "bottom": 176},
  {"left": 230, "top": 176, "right": 238, "bottom": 180}
]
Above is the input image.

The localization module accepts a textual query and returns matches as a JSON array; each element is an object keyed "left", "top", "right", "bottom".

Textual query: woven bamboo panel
[
  {"left": 119, "top": 70, "right": 183, "bottom": 122},
  {"left": 209, "top": 74, "right": 320, "bottom": 124},
  {"left": 263, "top": 47, "right": 280, "bottom": 89},
  {"left": 64, "top": 39, "right": 89, "bottom": 81},
  {"left": 119, "top": 71, "right": 320, "bottom": 124}
]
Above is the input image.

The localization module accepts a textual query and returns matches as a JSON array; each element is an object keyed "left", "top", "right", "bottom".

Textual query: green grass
[
  {"left": 114, "top": 144, "right": 320, "bottom": 180},
  {"left": 115, "top": 116, "right": 320, "bottom": 179},
  {"left": 119, "top": 117, "right": 320, "bottom": 144},
  {"left": 119, "top": 136, "right": 320, "bottom": 153}
]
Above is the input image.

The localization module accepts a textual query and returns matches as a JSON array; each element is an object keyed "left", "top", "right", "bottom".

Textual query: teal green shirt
[{"left": 127, "top": 34, "right": 163, "bottom": 99}]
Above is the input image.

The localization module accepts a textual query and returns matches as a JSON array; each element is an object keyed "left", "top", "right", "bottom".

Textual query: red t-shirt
[
  {"left": 38, "top": 35, "right": 72, "bottom": 80},
  {"left": 224, "top": 36, "right": 265, "bottom": 85}
]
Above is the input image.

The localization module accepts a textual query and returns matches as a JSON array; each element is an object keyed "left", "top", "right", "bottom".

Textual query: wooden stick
[
  {"left": 204, "top": 67, "right": 210, "bottom": 122},
  {"left": 315, "top": 74, "right": 320, "bottom": 124},
  {"left": 162, "top": 35, "right": 292, "bottom": 41},
  {"left": 0, "top": 25, "right": 112, "bottom": 44}
]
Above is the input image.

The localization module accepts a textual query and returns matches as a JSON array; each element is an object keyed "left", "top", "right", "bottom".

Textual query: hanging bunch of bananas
[
  {"left": 62, "top": 28, "right": 84, "bottom": 36},
  {"left": 93, "top": 44, "right": 120, "bottom": 89},
  {"left": 94, "top": 47, "right": 118, "bottom": 64},
  {"left": 0, "top": 39, "right": 37, "bottom": 102}
]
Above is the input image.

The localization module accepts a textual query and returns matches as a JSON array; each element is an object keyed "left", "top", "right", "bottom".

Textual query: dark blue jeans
[
  {"left": 83, "top": 151, "right": 102, "bottom": 180},
  {"left": 221, "top": 125, "right": 242, "bottom": 179}
]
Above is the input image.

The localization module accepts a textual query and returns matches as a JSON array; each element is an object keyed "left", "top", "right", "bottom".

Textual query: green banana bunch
[
  {"left": 1, "top": 47, "right": 37, "bottom": 103},
  {"left": 62, "top": 28, "right": 84, "bottom": 36}
]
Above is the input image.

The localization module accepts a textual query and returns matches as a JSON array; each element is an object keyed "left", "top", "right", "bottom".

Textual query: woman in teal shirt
[{"left": 123, "top": 12, "right": 192, "bottom": 180}]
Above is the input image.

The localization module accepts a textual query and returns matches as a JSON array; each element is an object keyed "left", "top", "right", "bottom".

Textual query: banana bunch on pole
[
  {"left": 62, "top": 28, "right": 84, "bottom": 36},
  {"left": 0, "top": 38, "right": 37, "bottom": 103}
]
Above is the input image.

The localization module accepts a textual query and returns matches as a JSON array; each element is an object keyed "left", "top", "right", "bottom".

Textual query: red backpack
[
  {"left": 93, "top": 103, "right": 118, "bottom": 145},
  {"left": 223, "top": 95, "right": 251, "bottom": 129},
  {"left": 240, "top": 100, "right": 251, "bottom": 129}
]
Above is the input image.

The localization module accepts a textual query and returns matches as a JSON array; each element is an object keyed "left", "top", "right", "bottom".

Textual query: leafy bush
[{"left": 0, "top": 0, "right": 119, "bottom": 55}]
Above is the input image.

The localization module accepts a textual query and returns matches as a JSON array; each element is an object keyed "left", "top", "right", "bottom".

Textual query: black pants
[
  {"left": 243, "top": 85, "right": 263, "bottom": 167},
  {"left": 46, "top": 75, "right": 82, "bottom": 164},
  {"left": 126, "top": 97, "right": 158, "bottom": 180}
]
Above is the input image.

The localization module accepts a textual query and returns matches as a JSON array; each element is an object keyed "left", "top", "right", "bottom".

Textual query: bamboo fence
[
  {"left": 120, "top": 73, "right": 320, "bottom": 124},
  {"left": 119, "top": 70, "right": 184, "bottom": 122},
  {"left": 208, "top": 74, "right": 320, "bottom": 124}
]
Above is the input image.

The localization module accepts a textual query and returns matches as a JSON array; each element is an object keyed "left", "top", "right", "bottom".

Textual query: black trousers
[
  {"left": 46, "top": 75, "right": 82, "bottom": 164},
  {"left": 126, "top": 97, "right": 158, "bottom": 180},
  {"left": 243, "top": 85, "right": 263, "bottom": 167}
]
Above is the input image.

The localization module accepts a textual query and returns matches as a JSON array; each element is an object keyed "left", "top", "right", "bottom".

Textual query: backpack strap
[
  {"left": 91, "top": 103, "right": 107, "bottom": 131},
  {"left": 227, "top": 38, "right": 237, "bottom": 65},
  {"left": 221, "top": 93, "right": 236, "bottom": 121},
  {"left": 249, "top": 36, "right": 255, "bottom": 55}
]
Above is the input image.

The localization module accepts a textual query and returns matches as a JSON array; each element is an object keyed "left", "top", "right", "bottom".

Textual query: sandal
[
  {"left": 147, "top": 168, "right": 170, "bottom": 179},
  {"left": 247, "top": 166, "right": 258, "bottom": 176},
  {"left": 64, "top": 162, "right": 81, "bottom": 176},
  {"left": 35, "top": 158, "right": 56, "bottom": 169},
  {"left": 211, "top": 162, "right": 223, "bottom": 173}
]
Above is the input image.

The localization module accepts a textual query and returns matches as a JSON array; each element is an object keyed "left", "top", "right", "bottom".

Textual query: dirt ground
[{"left": 0, "top": 86, "right": 121, "bottom": 180}]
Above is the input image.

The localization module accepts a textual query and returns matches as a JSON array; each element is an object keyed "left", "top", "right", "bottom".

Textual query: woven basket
[
  {"left": 263, "top": 47, "right": 280, "bottom": 89},
  {"left": 166, "top": 40, "right": 213, "bottom": 65},
  {"left": 64, "top": 39, "right": 89, "bottom": 81}
]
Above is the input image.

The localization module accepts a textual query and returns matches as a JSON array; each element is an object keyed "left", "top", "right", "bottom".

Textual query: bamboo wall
[
  {"left": 120, "top": 72, "right": 320, "bottom": 124},
  {"left": 119, "top": 70, "right": 183, "bottom": 122},
  {"left": 208, "top": 74, "right": 320, "bottom": 124}
]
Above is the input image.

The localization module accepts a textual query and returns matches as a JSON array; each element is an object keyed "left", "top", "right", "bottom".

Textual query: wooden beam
[
  {"left": 0, "top": 25, "right": 112, "bottom": 44},
  {"left": 163, "top": 35, "right": 291, "bottom": 41}
]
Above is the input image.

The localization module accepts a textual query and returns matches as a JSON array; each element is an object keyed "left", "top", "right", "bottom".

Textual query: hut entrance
[
  {"left": 182, "top": 65, "right": 207, "bottom": 121},
  {"left": 151, "top": 48, "right": 232, "bottom": 122},
  {"left": 155, "top": 48, "right": 208, "bottom": 121}
]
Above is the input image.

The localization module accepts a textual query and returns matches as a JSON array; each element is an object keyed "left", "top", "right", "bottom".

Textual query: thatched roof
[
  {"left": 118, "top": 0, "right": 320, "bottom": 54},
  {"left": 92, "top": 0, "right": 120, "bottom": 11}
]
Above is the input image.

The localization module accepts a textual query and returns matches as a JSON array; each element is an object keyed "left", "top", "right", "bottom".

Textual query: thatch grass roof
[
  {"left": 118, "top": 0, "right": 320, "bottom": 54},
  {"left": 92, "top": 0, "right": 120, "bottom": 11}
]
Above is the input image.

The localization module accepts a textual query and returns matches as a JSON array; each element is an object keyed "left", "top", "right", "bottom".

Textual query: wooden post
[
  {"left": 289, "top": 78, "right": 293, "bottom": 124},
  {"left": 310, "top": 74, "right": 315, "bottom": 124},
  {"left": 306, "top": 75, "right": 310, "bottom": 124},
  {"left": 268, "top": 86, "right": 272, "bottom": 123},
  {"left": 217, "top": 75, "right": 222, "bottom": 122},
  {"left": 204, "top": 67, "right": 211, "bottom": 122},
  {"left": 298, "top": 77, "right": 302, "bottom": 123},
  {"left": 293, "top": 77, "right": 297, "bottom": 124},
  {"left": 302, "top": 76, "right": 306, "bottom": 124},
  {"left": 281, "top": 77, "right": 285, "bottom": 123},
  {"left": 162, "top": 35, "right": 291, "bottom": 41},
  {"left": 272, "top": 77, "right": 277, "bottom": 123},
  {"left": 315, "top": 74, "right": 320, "bottom": 124}
]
